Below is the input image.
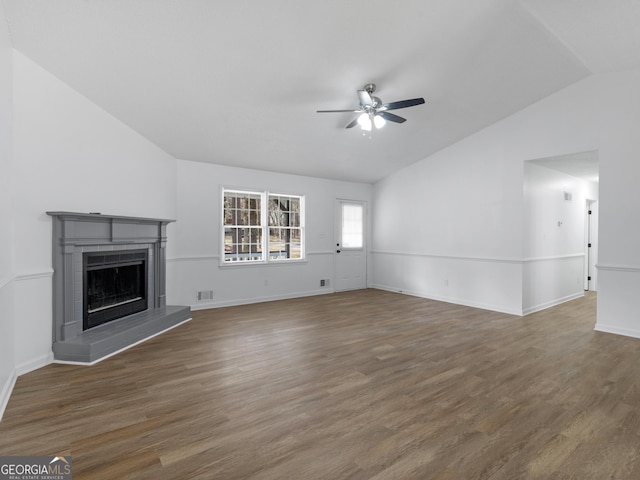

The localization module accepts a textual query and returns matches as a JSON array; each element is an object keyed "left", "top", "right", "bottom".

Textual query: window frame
[{"left": 221, "top": 187, "right": 305, "bottom": 266}]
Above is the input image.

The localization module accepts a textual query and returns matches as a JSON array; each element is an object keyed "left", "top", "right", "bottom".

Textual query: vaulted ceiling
[{"left": 4, "top": 0, "right": 640, "bottom": 183}]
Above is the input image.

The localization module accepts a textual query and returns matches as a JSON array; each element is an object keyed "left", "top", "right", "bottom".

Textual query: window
[
  {"left": 222, "top": 189, "right": 304, "bottom": 263},
  {"left": 341, "top": 203, "right": 364, "bottom": 249},
  {"left": 268, "top": 195, "right": 303, "bottom": 260},
  {"left": 223, "top": 190, "right": 263, "bottom": 262}
]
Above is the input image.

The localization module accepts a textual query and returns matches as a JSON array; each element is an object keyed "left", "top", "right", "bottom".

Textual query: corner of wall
[
  {"left": 0, "top": 370, "right": 18, "bottom": 423},
  {"left": 0, "top": 0, "right": 16, "bottom": 424}
]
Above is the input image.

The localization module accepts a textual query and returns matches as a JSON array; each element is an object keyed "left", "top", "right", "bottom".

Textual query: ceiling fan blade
[
  {"left": 317, "top": 109, "right": 362, "bottom": 113},
  {"left": 382, "top": 98, "right": 425, "bottom": 111},
  {"left": 378, "top": 111, "right": 406, "bottom": 123},
  {"left": 345, "top": 117, "right": 359, "bottom": 129},
  {"left": 358, "top": 89, "right": 374, "bottom": 107}
]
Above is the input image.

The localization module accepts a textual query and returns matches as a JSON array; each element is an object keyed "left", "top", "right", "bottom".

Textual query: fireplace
[
  {"left": 48, "top": 212, "right": 191, "bottom": 363},
  {"left": 84, "top": 249, "right": 148, "bottom": 330}
]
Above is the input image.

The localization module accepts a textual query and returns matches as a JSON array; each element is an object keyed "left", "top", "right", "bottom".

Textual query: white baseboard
[
  {"left": 1, "top": 353, "right": 55, "bottom": 422},
  {"left": 594, "top": 323, "right": 640, "bottom": 340},
  {"left": 371, "top": 284, "right": 523, "bottom": 316},
  {"left": 522, "top": 291, "right": 584, "bottom": 316},
  {"left": 15, "top": 353, "right": 54, "bottom": 377},
  {"left": 0, "top": 370, "right": 17, "bottom": 423},
  {"left": 190, "top": 288, "right": 333, "bottom": 311}
]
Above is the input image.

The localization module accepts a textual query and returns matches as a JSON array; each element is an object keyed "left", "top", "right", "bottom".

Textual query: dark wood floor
[{"left": 1, "top": 290, "right": 639, "bottom": 479}]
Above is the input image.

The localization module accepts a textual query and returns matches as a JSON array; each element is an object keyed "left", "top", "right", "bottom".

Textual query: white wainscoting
[
  {"left": 522, "top": 254, "right": 585, "bottom": 315},
  {"left": 0, "top": 274, "right": 12, "bottom": 291},
  {"left": 166, "top": 251, "right": 336, "bottom": 310},
  {"left": 13, "top": 271, "right": 55, "bottom": 373},
  {"left": 371, "top": 251, "right": 524, "bottom": 315},
  {"left": 595, "top": 264, "right": 640, "bottom": 339},
  {"left": 0, "top": 277, "right": 16, "bottom": 422},
  {"left": 14, "top": 270, "right": 54, "bottom": 282}
]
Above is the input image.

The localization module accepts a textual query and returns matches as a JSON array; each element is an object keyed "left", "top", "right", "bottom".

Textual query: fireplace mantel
[{"left": 47, "top": 211, "right": 191, "bottom": 363}]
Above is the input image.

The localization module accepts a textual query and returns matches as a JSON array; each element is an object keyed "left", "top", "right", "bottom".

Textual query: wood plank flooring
[{"left": 1, "top": 290, "right": 640, "bottom": 479}]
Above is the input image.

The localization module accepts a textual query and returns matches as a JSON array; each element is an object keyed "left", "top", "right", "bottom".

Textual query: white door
[{"left": 334, "top": 200, "right": 367, "bottom": 291}]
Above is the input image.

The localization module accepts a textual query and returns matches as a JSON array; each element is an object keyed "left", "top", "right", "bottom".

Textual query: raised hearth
[{"left": 48, "top": 212, "right": 191, "bottom": 363}]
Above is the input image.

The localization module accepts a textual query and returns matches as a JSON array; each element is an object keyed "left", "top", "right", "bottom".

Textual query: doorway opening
[{"left": 523, "top": 150, "right": 599, "bottom": 313}]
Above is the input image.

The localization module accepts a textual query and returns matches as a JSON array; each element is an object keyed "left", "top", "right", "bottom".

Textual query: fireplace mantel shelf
[
  {"left": 48, "top": 211, "right": 190, "bottom": 364},
  {"left": 47, "top": 211, "right": 175, "bottom": 224}
]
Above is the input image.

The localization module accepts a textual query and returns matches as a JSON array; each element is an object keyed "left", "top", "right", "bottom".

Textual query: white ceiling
[
  {"left": 3, "top": 0, "right": 640, "bottom": 183},
  {"left": 528, "top": 150, "right": 600, "bottom": 183}
]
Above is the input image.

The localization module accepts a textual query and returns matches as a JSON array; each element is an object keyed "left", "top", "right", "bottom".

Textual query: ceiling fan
[{"left": 317, "top": 83, "right": 425, "bottom": 131}]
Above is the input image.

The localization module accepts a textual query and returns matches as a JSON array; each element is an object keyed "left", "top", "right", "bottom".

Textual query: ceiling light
[
  {"left": 374, "top": 115, "right": 386, "bottom": 129},
  {"left": 357, "top": 113, "right": 372, "bottom": 131}
]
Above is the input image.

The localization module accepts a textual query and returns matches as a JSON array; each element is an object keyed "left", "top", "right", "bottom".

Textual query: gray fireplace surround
[{"left": 48, "top": 212, "right": 191, "bottom": 363}]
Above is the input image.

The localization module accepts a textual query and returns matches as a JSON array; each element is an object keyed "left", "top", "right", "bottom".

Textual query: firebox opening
[{"left": 83, "top": 249, "right": 148, "bottom": 330}]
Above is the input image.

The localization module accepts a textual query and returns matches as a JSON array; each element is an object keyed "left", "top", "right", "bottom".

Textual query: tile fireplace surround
[{"left": 47, "top": 212, "right": 191, "bottom": 363}]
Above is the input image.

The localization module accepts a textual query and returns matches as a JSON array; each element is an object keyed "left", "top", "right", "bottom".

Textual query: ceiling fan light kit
[
  {"left": 317, "top": 83, "right": 425, "bottom": 131},
  {"left": 357, "top": 113, "right": 372, "bottom": 131}
]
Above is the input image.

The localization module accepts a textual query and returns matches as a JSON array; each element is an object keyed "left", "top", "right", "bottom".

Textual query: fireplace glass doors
[{"left": 83, "top": 249, "right": 148, "bottom": 330}]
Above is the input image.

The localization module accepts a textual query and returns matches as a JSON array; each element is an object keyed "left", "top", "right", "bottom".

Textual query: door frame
[
  {"left": 334, "top": 198, "right": 368, "bottom": 291},
  {"left": 584, "top": 199, "right": 598, "bottom": 291}
]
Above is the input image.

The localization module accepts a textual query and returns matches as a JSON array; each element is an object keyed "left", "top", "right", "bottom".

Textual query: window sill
[{"left": 219, "top": 259, "right": 308, "bottom": 268}]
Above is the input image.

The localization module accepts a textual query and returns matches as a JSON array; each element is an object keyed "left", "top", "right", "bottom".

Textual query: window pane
[
  {"left": 266, "top": 194, "right": 304, "bottom": 260},
  {"left": 223, "top": 190, "right": 263, "bottom": 262},
  {"left": 342, "top": 204, "right": 363, "bottom": 248},
  {"left": 249, "top": 228, "right": 262, "bottom": 245},
  {"left": 224, "top": 228, "right": 237, "bottom": 256},
  {"left": 270, "top": 210, "right": 282, "bottom": 227},
  {"left": 289, "top": 243, "right": 301, "bottom": 259},
  {"left": 268, "top": 199, "right": 279, "bottom": 226},
  {"left": 269, "top": 226, "right": 283, "bottom": 259}
]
